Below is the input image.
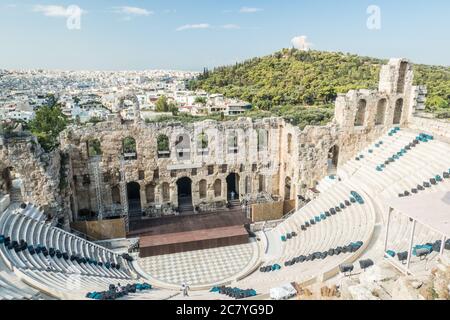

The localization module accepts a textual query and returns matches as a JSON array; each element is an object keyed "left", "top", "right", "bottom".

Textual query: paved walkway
[{"left": 137, "top": 242, "right": 257, "bottom": 287}]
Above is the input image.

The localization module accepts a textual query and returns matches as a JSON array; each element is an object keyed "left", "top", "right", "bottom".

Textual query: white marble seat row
[
  {"left": 236, "top": 130, "right": 449, "bottom": 294},
  {"left": 0, "top": 207, "right": 133, "bottom": 281},
  {"left": 20, "top": 269, "right": 141, "bottom": 299},
  {"left": 20, "top": 203, "right": 46, "bottom": 222}
]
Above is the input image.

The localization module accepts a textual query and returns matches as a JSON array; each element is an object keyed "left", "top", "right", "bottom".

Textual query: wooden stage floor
[
  {"left": 128, "top": 208, "right": 252, "bottom": 258},
  {"left": 138, "top": 225, "right": 249, "bottom": 257},
  {"left": 128, "top": 207, "right": 250, "bottom": 237}
]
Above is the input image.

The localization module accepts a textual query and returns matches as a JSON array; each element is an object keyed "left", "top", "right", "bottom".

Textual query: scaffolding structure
[
  {"left": 120, "top": 157, "right": 129, "bottom": 232},
  {"left": 88, "top": 156, "right": 104, "bottom": 220}
]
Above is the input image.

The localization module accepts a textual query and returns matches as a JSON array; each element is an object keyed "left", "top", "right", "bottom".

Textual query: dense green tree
[
  {"left": 194, "top": 96, "right": 207, "bottom": 105},
  {"left": 191, "top": 49, "right": 450, "bottom": 119},
  {"left": 157, "top": 134, "right": 170, "bottom": 152},
  {"left": 155, "top": 95, "right": 170, "bottom": 112},
  {"left": 122, "top": 137, "right": 136, "bottom": 154},
  {"left": 426, "top": 96, "right": 449, "bottom": 111},
  {"left": 156, "top": 95, "right": 179, "bottom": 115},
  {"left": 28, "top": 104, "right": 68, "bottom": 152}
]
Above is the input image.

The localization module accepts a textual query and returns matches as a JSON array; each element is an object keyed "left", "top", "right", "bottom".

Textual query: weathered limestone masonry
[
  {"left": 60, "top": 117, "right": 289, "bottom": 221},
  {"left": 409, "top": 116, "right": 450, "bottom": 140},
  {"left": 0, "top": 58, "right": 426, "bottom": 229},
  {"left": 0, "top": 135, "right": 64, "bottom": 220},
  {"left": 334, "top": 59, "right": 415, "bottom": 165},
  {"left": 58, "top": 58, "right": 422, "bottom": 225}
]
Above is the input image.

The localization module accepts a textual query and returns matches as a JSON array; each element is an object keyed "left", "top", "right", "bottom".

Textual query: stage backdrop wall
[
  {"left": 71, "top": 218, "right": 126, "bottom": 240},
  {"left": 251, "top": 201, "right": 284, "bottom": 222},
  {"left": 283, "top": 200, "right": 296, "bottom": 215}
]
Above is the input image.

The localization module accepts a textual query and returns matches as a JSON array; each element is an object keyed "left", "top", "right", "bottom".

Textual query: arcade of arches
[{"left": 60, "top": 59, "right": 416, "bottom": 222}]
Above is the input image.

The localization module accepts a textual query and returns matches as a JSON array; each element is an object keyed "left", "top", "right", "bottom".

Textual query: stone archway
[
  {"left": 284, "top": 177, "right": 292, "bottom": 201},
  {"left": 145, "top": 183, "right": 156, "bottom": 204},
  {"left": 354, "top": 99, "right": 367, "bottom": 127},
  {"left": 375, "top": 99, "right": 387, "bottom": 126},
  {"left": 327, "top": 145, "right": 339, "bottom": 175},
  {"left": 393, "top": 99, "right": 403, "bottom": 125},
  {"left": 244, "top": 176, "right": 252, "bottom": 194},
  {"left": 214, "top": 179, "right": 222, "bottom": 198},
  {"left": 126, "top": 182, "right": 141, "bottom": 216},
  {"left": 1, "top": 167, "right": 23, "bottom": 203},
  {"left": 175, "top": 134, "right": 191, "bottom": 161},
  {"left": 226, "top": 173, "right": 240, "bottom": 200},
  {"left": 199, "top": 180, "right": 207, "bottom": 199},
  {"left": 177, "top": 177, "right": 193, "bottom": 212}
]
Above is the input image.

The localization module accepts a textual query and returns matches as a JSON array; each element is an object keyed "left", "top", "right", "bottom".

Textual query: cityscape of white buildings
[{"left": 0, "top": 69, "right": 252, "bottom": 123}]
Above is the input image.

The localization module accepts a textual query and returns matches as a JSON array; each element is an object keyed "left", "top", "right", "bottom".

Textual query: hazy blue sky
[{"left": 0, "top": 0, "right": 449, "bottom": 70}]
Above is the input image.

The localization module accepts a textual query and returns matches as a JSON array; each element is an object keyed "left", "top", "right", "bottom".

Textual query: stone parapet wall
[{"left": 408, "top": 116, "right": 450, "bottom": 140}]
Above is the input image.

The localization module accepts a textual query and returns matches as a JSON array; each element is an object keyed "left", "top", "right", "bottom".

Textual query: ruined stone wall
[
  {"left": 335, "top": 58, "right": 415, "bottom": 165},
  {"left": 0, "top": 58, "right": 424, "bottom": 228},
  {"left": 60, "top": 117, "right": 294, "bottom": 220},
  {"left": 0, "top": 135, "right": 63, "bottom": 219},
  {"left": 295, "top": 123, "right": 340, "bottom": 190},
  {"left": 59, "top": 58, "right": 423, "bottom": 223}
]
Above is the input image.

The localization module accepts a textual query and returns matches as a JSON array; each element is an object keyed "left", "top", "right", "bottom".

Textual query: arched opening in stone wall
[
  {"left": 257, "top": 129, "right": 268, "bottom": 152},
  {"left": 111, "top": 185, "right": 121, "bottom": 205},
  {"left": 327, "top": 145, "right": 339, "bottom": 175},
  {"left": 126, "top": 182, "right": 141, "bottom": 215},
  {"left": 177, "top": 177, "right": 193, "bottom": 210},
  {"left": 123, "top": 137, "right": 137, "bottom": 160},
  {"left": 175, "top": 134, "right": 191, "bottom": 161},
  {"left": 197, "top": 132, "right": 209, "bottom": 156},
  {"left": 214, "top": 179, "right": 222, "bottom": 198},
  {"left": 1, "top": 167, "right": 13, "bottom": 194},
  {"left": 87, "top": 139, "right": 102, "bottom": 158},
  {"left": 1, "top": 167, "right": 23, "bottom": 203},
  {"left": 226, "top": 173, "right": 240, "bottom": 200},
  {"left": 145, "top": 183, "right": 156, "bottom": 204},
  {"left": 227, "top": 131, "right": 238, "bottom": 154},
  {"left": 287, "top": 134, "right": 293, "bottom": 155},
  {"left": 375, "top": 99, "right": 387, "bottom": 126},
  {"left": 354, "top": 99, "right": 367, "bottom": 127},
  {"left": 285, "top": 177, "right": 292, "bottom": 201},
  {"left": 157, "top": 135, "right": 170, "bottom": 159},
  {"left": 245, "top": 176, "right": 252, "bottom": 194},
  {"left": 77, "top": 189, "right": 92, "bottom": 218},
  {"left": 393, "top": 99, "right": 403, "bottom": 125},
  {"left": 397, "top": 61, "right": 408, "bottom": 94},
  {"left": 258, "top": 175, "right": 266, "bottom": 193},
  {"left": 161, "top": 182, "right": 170, "bottom": 202},
  {"left": 199, "top": 179, "right": 207, "bottom": 199}
]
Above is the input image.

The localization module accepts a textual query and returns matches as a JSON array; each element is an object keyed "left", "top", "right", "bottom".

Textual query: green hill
[{"left": 190, "top": 49, "right": 450, "bottom": 122}]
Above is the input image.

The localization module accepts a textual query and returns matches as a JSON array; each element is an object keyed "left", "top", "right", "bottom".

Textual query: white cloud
[
  {"left": 239, "top": 7, "right": 263, "bottom": 13},
  {"left": 113, "top": 6, "right": 153, "bottom": 16},
  {"left": 222, "top": 24, "right": 240, "bottom": 30},
  {"left": 291, "top": 35, "right": 312, "bottom": 51},
  {"left": 33, "top": 5, "right": 84, "bottom": 17},
  {"left": 176, "top": 23, "right": 211, "bottom": 31}
]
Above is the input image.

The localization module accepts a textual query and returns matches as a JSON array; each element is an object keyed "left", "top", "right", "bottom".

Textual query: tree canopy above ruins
[{"left": 190, "top": 49, "right": 450, "bottom": 118}]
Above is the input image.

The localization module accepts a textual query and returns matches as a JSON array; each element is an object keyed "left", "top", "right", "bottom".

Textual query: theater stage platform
[
  {"left": 128, "top": 208, "right": 250, "bottom": 237},
  {"left": 128, "top": 208, "right": 251, "bottom": 258},
  {"left": 139, "top": 225, "right": 249, "bottom": 258}
]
